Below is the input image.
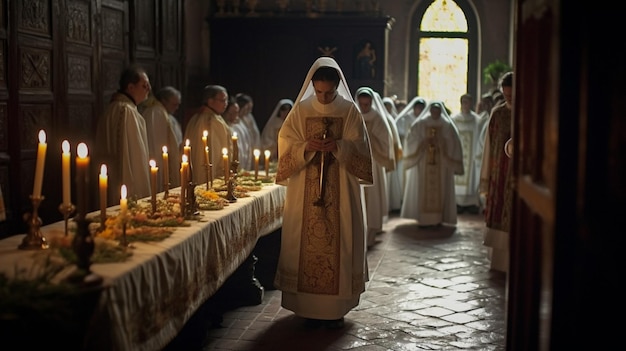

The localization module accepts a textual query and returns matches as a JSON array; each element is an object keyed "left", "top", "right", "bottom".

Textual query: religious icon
[{"left": 354, "top": 40, "right": 376, "bottom": 79}]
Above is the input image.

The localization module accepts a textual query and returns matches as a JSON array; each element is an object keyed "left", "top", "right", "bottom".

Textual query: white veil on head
[
  {"left": 294, "top": 57, "right": 355, "bottom": 105},
  {"left": 397, "top": 96, "right": 428, "bottom": 121},
  {"left": 268, "top": 98, "right": 294, "bottom": 120}
]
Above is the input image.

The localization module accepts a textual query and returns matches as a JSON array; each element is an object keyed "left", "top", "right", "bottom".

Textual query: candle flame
[
  {"left": 222, "top": 147, "right": 228, "bottom": 155},
  {"left": 205, "top": 146, "right": 209, "bottom": 152},
  {"left": 162, "top": 145, "right": 168, "bottom": 153},
  {"left": 203, "top": 130, "right": 208, "bottom": 138},
  {"left": 100, "top": 164, "right": 107, "bottom": 176},
  {"left": 38, "top": 130, "right": 46, "bottom": 143},
  {"left": 254, "top": 149, "right": 261, "bottom": 157},
  {"left": 232, "top": 132, "right": 238, "bottom": 139},
  {"left": 62, "top": 140, "right": 70, "bottom": 153},
  {"left": 185, "top": 139, "right": 190, "bottom": 147},
  {"left": 121, "top": 184, "right": 127, "bottom": 199},
  {"left": 149, "top": 159, "right": 156, "bottom": 168},
  {"left": 77, "top": 142, "right": 88, "bottom": 158},
  {"left": 264, "top": 150, "right": 271, "bottom": 157},
  {"left": 182, "top": 154, "right": 188, "bottom": 163}
]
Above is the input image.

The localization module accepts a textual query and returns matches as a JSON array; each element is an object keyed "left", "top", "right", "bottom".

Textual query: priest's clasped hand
[{"left": 306, "top": 137, "right": 337, "bottom": 152}]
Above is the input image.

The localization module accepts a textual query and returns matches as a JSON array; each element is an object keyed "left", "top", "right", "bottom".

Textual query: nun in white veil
[{"left": 274, "top": 57, "right": 373, "bottom": 328}]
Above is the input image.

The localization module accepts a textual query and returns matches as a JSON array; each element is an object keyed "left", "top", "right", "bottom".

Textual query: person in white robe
[
  {"left": 274, "top": 57, "right": 373, "bottom": 329},
  {"left": 355, "top": 87, "right": 394, "bottom": 247},
  {"left": 380, "top": 95, "right": 404, "bottom": 213},
  {"left": 94, "top": 65, "right": 152, "bottom": 204},
  {"left": 450, "top": 93, "right": 483, "bottom": 212},
  {"left": 401, "top": 100, "right": 464, "bottom": 226},
  {"left": 222, "top": 96, "right": 252, "bottom": 171},
  {"left": 395, "top": 96, "right": 427, "bottom": 141},
  {"left": 140, "top": 86, "right": 182, "bottom": 190},
  {"left": 260, "top": 98, "right": 294, "bottom": 162},
  {"left": 236, "top": 93, "right": 261, "bottom": 170},
  {"left": 183, "top": 85, "right": 232, "bottom": 185}
]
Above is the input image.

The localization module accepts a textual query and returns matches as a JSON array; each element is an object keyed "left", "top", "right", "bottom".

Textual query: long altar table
[{"left": 0, "top": 183, "right": 285, "bottom": 351}]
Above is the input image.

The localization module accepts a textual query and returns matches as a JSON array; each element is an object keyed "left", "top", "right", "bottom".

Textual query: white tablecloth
[{"left": 0, "top": 183, "right": 285, "bottom": 350}]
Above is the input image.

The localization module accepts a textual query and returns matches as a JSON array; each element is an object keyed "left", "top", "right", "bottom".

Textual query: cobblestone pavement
[{"left": 168, "top": 212, "right": 507, "bottom": 351}]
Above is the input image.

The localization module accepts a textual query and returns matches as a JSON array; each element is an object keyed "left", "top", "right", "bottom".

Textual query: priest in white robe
[
  {"left": 95, "top": 65, "right": 152, "bottom": 204},
  {"left": 274, "top": 57, "right": 373, "bottom": 329},
  {"left": 401, "top": 100, "right": 464, "bottom": 226},
  {"left": 183, "top": 85, "right": 232, "bottom": 185},
  {"left": 450, "top": 93, "right": 483, "bottom": 212},
  {"left": 140, "top": 86, "right": 182, "bottom": 190}
]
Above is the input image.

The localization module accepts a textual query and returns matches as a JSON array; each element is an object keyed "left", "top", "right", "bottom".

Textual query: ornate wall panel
[
  {"left": 161, "top": 0, "right": 180, "bottom": 53},
  {"left": 19, "top": 46, "right": 51, "bottom": 91},
  {"left": 66, "top": 0, "right": 92, "bottom": 44},
  {"left": 19, "top": 104, "right": 52, "bottom": 152},
  {"left": 68, "top": 103, "right": 94, "bottom": 141},
  {"left": 67, "top": 54, "right": 92, "bottom": 93},
  {"left": 102, "top": 59, "right": 124, "bottom": 93},
  {"left": 134, "top": 1, "right": 156, "bottom": 53},
  {"left": 102, "top": 7, "right": 125, "bottom": 49},
  {"left": 18, "top": 0, "right": 51, "bottom": 37}
]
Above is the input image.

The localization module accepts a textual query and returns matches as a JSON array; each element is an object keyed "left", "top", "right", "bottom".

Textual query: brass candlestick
[
  {"left": 19, "top": 195, "right": 49, "bottom": 250},
  {"left": 163, "top": 182, "right": 170, "bottom": 200},
  {"left": 225, "top": 169, "right": 238, "bottom": 203},
  {"left": 67, "top": 216, "right": 102, "bottom": 286},
  {"left": 205, "top": 163, "right": 211, "bottom": 190},
  {"left": 119, "top": 214, "right": 134, "bottom": 249},
  {"left": 58, "top": 202, "right": 76, "bottom": 236}
]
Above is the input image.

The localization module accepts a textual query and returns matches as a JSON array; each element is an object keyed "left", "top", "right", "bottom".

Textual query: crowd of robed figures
[{"left": 92, "top": 58, "right": 513, "bottom": 331}]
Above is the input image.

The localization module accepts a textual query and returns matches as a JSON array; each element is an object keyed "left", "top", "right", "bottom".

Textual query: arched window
[{"left": 409, "top": 0, "right": 478, "bottom": 114}]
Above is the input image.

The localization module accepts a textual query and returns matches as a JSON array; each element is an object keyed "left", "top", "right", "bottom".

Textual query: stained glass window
[{"left": 418, "top": 0, "right": 469, "bottom": 115}]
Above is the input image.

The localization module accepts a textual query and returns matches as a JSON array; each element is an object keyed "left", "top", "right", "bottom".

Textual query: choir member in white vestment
[
  {"left": 236, "top": 93, "right": 261, "bottom": 170},
  {"left": 183, "top": 85, "right": 232, "bottom": 184},
  {"left": 355, "top": 87, "right": 394, "bottom": 247},
  {"left": 260, "top": 98, "right": 294, "bottom": 161},
  {"left": 401, "top": 101, "right": 464, "bottom": 227},
  {"left": 223, "top": 96, "right": 252, "bottom": 170},
  {"left": 274, "top": 57, "right": 373, "bottom": 329},
  {"left": 380, "top": 95, "right": 404, "bottom": 212},
  {"left": 140, "top": 86, "right": 182, "bottom": 189},
  {"left": 450, "top": 93, "right": 483, "bottom": 212},
  {"left": 395, "top": 96, "right": 427, "bottom": 141},
  {"left": 95, "top": 65, "right": 152, "bottom": 204}
]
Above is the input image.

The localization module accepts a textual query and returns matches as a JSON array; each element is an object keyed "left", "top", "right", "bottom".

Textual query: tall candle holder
[
  {"left": 67, "top": 216, "right": 103, "bottom": 286},
  {"left": 205, "top": 163, "right": 211, "bottom": 190},
  {"left": 225, "top": 167, "right": 238, "bottom": 203},
  {"left": 119, "top": 213, "right": 134, "bottom": 249},
  {"left": 19, "top": 195, "right": 49, "bottom": 250},
  {"left": 58, "top": 202, "right": 76, "bottom": 236},
  {"left": 163, "top": 181, "right": 170, "bottom": 200},
  {"left": 185, "top": 181, "right": 201, "bottom": 219}
]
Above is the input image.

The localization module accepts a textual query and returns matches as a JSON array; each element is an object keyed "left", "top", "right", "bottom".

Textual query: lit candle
[
  {"left": 222, "top": 148, "right": 229, "bottom": 182},
  {"left": 162, "top": 146, "right": 169, "bottom": 189},
  {"left": 180, "top": 155, "right": 188, "bottom": 214},
  {"left": 32, "top": 130, "right": 47, "bottom": 198},
  {"left": 264, "top": 149, "right": 271, "bottom": 176},
  {"left": 149, "top": 159, "right": 158, "bottom": 211},
  {"left": 231, "top": 132, "right": 239, "bottom": 162},
  {"left": 204, "top": 146, "right": 210, "bottom": 166},
  {"left": 202, "top": 130, "right": 208, "bottom": 149},
  {"left": 184, "top": 139, "right": 191, "bottom": 159},
  {"left": 253, "top": 149, "right": 260, "bottom": 180},
  {"left": 76, "top": 143, "right": 89, "bottom": 220},
  {"left": 120, "top": 184, "right": 128, "bottom": 216},
  {"left": 61, "top": 140, "right": 71, "bottom": 206},
  {"left": 99, "top": 164, "right": 108, "bottom": 223}
]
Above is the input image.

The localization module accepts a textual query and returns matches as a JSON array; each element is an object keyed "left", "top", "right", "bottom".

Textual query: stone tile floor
[{"left": 167, "top": 212, "right": 507, "bottom": 350}]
